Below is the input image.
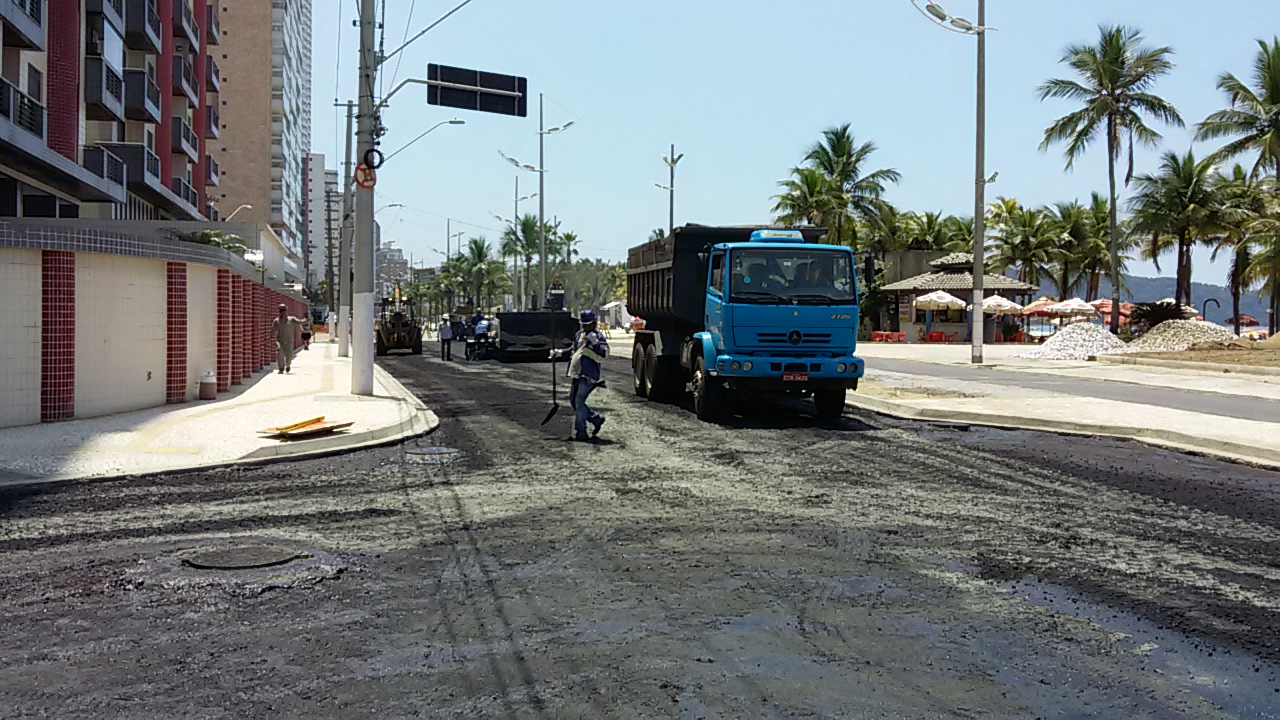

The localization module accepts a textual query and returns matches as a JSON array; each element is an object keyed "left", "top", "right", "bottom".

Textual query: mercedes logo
[{"left": 787, "top": 330, "right": 802, "bottom": 345}]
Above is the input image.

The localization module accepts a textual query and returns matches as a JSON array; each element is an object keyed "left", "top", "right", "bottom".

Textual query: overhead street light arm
[
  {"left": 382, "top": 119, "right": 465, "bottom": 164},
  {"left": 908, "top": 0, "right": 996, "bottom": 34},
  {"left": 379, "top": 0, "right": 478, "bottom": 67}
]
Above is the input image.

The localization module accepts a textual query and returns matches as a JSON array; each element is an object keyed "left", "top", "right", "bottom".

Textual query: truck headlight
[
  {"left": 837, "top": 363, "right": 847, "bottom": 373},
  {"left": 743, "top": 361, "right": 753, "bottom": 371},
  {"left": 730, "top": 361, "right": 741, "bottom": 371}
]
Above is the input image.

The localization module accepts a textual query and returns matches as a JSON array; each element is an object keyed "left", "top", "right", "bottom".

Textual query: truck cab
[{"left": 629, "top": 226, "right": 864, "bottom": 422}]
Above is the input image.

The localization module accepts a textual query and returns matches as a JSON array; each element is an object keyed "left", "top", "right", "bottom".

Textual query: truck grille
[{"left": 756, "top": 331, "right": 834, "bottom": 345}]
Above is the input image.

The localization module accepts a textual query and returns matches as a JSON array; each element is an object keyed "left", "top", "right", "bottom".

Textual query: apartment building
[
  {"left": 212, "top": 0, "right": 311, "bottom": 264},
  {"left": 0, "top": 0, "right": 216, "bottom": 221},
  {"left": 303, "top": 151, "right": 338, "bottom": 293}
]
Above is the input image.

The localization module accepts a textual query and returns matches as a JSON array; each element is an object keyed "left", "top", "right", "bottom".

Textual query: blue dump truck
[{"left": 627, "top": 225, "right": 864, "bottom": 421}]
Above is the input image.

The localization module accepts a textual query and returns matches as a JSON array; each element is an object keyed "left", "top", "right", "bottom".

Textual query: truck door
[{"left": 706, "top": 250, "right": 726, "bottom": 350}]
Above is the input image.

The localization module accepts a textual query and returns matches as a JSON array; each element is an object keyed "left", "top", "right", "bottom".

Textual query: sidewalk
[
  {"left": 0, "top": 338, "right": 438, "bottom": 487},
  {"left": 849, "top": 364, "right": 1280, "bottom": 469}
]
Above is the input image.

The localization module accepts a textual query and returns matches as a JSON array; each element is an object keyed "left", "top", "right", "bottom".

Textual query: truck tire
[
  {"left": 691, "top": 356, "right": 722, "bottom": 422},
  {"left": 644, "top": 345, "right": 662, "bottom": 400},
  {"left": 632, "top": 342, "right": 650, "bottom": 398},
  {"left": 813, "top": 384, "right": 846, "bottom": 421}
]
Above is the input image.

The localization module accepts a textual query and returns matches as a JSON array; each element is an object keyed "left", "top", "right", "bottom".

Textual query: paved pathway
[
  {"left": 868, "top": 357, "right": 1279, "bottom": 423},
  {"left": 0, "top": 339, "right": 435, "bottom": 485}
]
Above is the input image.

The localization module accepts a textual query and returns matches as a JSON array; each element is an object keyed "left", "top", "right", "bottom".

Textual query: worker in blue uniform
[{"left": 550, "top": 309, "right": 609, "bottom": 441}]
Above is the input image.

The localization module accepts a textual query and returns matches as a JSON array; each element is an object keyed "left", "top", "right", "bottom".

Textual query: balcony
[
  {"left": 86, "top": 0, "right": 124, "bottom": 35},
  {"left": 204, "top": 2, "right": 219, "bottom": 45},
  {"left": 205, "top": 106, "right": 219, "bottom": 139},
  {"left": 170, "top": 117, "right": 198, "bottom": 162},
  {"left": 205, "top": 55, "right": 220, "bottom": 94},
  {"left": 85, "top": 58, "right": 125, "bottom": 122},
  {"left": 171, "top": 0, "right": 197, "bottom": 47},
  {"left": 171, "top": 176, "right": 197, "bottom": 208},
  {"left": 204, "top": 155, "right": 219, "bottom": 187},
  {"left": 204, "top": 201, "right": 219, "bottom": 221},
  {"left": 124, "top": 0, "right": 161, "bottom": 54},
  {"left": 171, "top": 55, "right": 197, "bottom": 105},
  {"left": 0, "top": 77, "right": 45, "bottom": 140},
  {"left": 124, "top": 69, "right": 161, "bottom": 124},
  {"left": 82, "top": 146, "right": 126, "bottom": 188},
  {"left": 2, "top": 0, "right": 45, "bottom": 51}
]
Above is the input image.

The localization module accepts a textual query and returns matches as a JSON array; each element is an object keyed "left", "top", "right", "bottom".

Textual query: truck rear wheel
[
  {"left": 813, "top": 384, "right": 846, "bottom": 421},
  {"left": 632, "top": 342, "right": 650, "bottom": 398},
  {"left": 691, "top": 356, "right": 722, "bottom": 422}
]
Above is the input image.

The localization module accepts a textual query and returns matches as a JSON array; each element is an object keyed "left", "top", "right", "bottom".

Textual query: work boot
[
  {"left": 572, "top": 433, "right": 590, "bottom": 442},
  {"left": 590, "top": 416, "right": 605, "bottom": 437}
]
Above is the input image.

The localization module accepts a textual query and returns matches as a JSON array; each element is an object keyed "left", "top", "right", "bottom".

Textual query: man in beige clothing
[{"left": 271, "top": 304, "right": 302, "bottom": 373}]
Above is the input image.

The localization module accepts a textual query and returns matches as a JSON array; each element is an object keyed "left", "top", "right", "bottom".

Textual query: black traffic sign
[{"left": 426, "top": 64, "right": 527, "bottom": 117}]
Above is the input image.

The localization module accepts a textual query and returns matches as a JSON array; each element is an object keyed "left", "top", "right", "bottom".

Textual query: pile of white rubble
[
  {"left": 1124, "top": 319, "right": 1237, "bottom": 353},
  {"left": 1018, "top": 322, "right": 1128, "bottom": 360}
]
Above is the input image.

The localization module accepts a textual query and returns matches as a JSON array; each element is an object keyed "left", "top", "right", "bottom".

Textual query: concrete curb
[
  {"left": 0, "top": 366, "right": 440, "bottom": 490},
  {"left": 845, "top": 393, "right": 1280, "bottom": 471},
  {"left": 1097, "top": 354, "right": 1280, "bottom": 377}
]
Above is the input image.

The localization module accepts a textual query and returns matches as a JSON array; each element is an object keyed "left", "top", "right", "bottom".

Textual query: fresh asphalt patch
[{"left": 0, "top": 350, "right": 1276, "bottom": 717}]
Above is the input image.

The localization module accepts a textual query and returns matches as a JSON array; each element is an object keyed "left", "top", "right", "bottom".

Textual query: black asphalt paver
[{"left": 0, "top": 350, "right": 1277, "bottom": 718}]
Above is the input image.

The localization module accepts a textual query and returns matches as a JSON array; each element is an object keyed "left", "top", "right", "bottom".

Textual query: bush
[{"left": 1129, "top": 300, "right": 1185, "bottom": 328}]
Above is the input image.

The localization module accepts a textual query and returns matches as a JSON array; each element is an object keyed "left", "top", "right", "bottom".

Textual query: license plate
[{"left": 782, "top": 372, "right": 809, "bottom": 382}]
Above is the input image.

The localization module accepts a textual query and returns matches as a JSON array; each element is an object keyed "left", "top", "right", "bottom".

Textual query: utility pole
[
  {"left": 324, "top": 187, "right": 336, "bottom": 312},
  {"left": 970, "top": 0, "right": 986, "bottom": 364},
  {"left": 338, "top": 101, "right": 355, "bottom": 358},
  {"left": 514, "top": 176, "right": 522, "bottom": 310},
  {"left": 351, "top": 0, "right": 376, "bottom": 395}
]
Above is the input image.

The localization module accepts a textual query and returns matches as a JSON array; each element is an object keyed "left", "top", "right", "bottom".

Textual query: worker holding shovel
[{"left": 549, "top": 309, "right": 609, "bottom": 441}]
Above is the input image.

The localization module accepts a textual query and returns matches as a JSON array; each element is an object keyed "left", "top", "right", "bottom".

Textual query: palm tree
[
  {"left": 989, "top": 204, "right": 1055, "bottom": 285},
  {"left": 500, "top": 214, "right": 550, "bottom": 310},
  {"left": 802, "top": 124, "right": 902, "bottom": 249},
  {"left": 1196, "top": 38, "right": 1280, "bottom": 182},
  {"left": 1045, "top": 200, "right": 1090, "bottom": 300},
  {"left": 1038, "top": 24, "right": 1184, "bottom": 331},
  {"left": 458, "top": 237, "right": 510, "bottom": 308},
  {"left": 1211, "top": 166, "right": 1272, "bottom": 334},
  {"left": 942, "top": 215, "right": 975, "bottom": 252},
  {"left": 1077, "top": 193, "right": 1115, "bottom": 300},
  {"left": 1127, "top": 150, "right": 1224, "bottom": 307},
  {"left": 772, "top": 167, "right": 841, "bottom": 230}
]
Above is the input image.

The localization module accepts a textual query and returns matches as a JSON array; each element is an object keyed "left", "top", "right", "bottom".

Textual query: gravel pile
[
  {"left": 1019, "top": 322, "right": 1127, "bottom": 360},
  {"left": 1125, "top": 319, "right": 1237, "bottom": 353}
]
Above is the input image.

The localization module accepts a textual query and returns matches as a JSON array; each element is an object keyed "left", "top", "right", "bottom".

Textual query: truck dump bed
[{"left": 626, "top": 225, "right": 826, "bottom": 331}]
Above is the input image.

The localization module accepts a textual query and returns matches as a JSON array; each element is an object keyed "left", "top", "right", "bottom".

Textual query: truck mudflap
[{"left": 710, "top": 354, "right": 864, "bottom": 384}]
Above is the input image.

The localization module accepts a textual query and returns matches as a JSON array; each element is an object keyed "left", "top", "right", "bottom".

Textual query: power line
[{"left": 389, "top": 0, "right": 417, "bottom": 89}]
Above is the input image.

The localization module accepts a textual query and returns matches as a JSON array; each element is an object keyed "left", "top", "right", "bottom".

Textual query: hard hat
[
  {"left": 278, "top": 303, "right": 287, "bottom": 310},
  {"left": 578, "top": 309, "right": 597, "bottom": 325}
]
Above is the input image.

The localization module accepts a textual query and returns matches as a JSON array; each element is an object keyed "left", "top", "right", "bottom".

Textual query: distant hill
[{"left": 1031, "top": 275, "right": 1268, "bottom": 324}]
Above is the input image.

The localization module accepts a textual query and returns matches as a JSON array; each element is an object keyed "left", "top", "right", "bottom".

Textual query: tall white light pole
[
  {"left": 910, "top": 0, "right": 993, "bottom": 364},
  {"left": 500, "top": 95, "right": 574, "bottom": 309},
  {"left": 492, "top": 182, "right": 537, "bottom": 310},
  {"left": 654, "top": 144, "right": 684, "bottom": 237}
]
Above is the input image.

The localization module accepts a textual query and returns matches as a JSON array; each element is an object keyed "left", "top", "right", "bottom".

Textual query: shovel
[
  {"left": 541, "top": 356, "right": 560, "bottom": 425},
  {"left": 541, "top": 308, "right": 561, "bottom": 425}
]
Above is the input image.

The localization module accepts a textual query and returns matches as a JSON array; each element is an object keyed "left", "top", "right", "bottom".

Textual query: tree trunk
[
  {"left": 1231, "top": 257, "right": 1242, "bottom": 336},
  {"left": 1106, "top": 117, "right": 1121, "bottom": 333}
]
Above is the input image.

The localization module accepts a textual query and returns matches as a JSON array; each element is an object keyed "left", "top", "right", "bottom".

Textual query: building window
[{"left": 26, "top": 65, "right": 42, "bottom": 103}]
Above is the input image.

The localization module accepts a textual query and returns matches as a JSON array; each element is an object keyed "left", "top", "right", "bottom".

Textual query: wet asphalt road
[{"left": 0, "top": 349, "right": 1278, "bottom": 718}]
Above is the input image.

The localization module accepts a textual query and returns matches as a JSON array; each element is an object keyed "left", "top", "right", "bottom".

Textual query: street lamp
[
  {"left": 492, "top": 184, "right": 539, "bottom": 310},
  {"left": 499, "top": 93, "right": 576, "bottom": 309},
  {"left": 910, "top": 0, "right": 995, "bottom": 365},
  {"left": 376, "top": 202, "right": 405, "bottom": 215},
  {"left": 382, "top": 118, "right": 465, "bottom": 164},
  {"left": 224, "top": 203, "right": 252, "bottom": 222},
  {"left": 654, "top": 145, "right": 684, "bottom": 237}
]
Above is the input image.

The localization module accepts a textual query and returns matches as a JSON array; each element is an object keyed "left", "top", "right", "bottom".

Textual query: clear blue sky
[{"left": 310, "top": 0, "right": 1280, "bottom": 287}]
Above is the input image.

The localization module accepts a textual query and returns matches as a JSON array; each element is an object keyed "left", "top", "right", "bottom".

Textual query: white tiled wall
[
  {"left": 187, "top": 263, "right": 217, "bottom": 400},
  {"left": 0, "top": 249, "right": 41, "bottom": 428},
  {"left": 75, "top": 253, "right": 167, "bottom": 417}
]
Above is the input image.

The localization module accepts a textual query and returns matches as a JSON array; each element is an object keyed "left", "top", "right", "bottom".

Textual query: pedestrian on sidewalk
[
  {"left": 300, "top": 321, "right": 312, "bottom": 350},
  {"left": 271, "top": 304, "right": 303, "bottom": 373},
  {"left": 437, "top": 314, "right": 454, "bottom": 361},
  {"left": 550, "top": 308, "right": 609, "bottom": 441}
]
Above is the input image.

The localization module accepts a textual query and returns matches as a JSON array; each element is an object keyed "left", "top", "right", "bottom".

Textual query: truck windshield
[{"left": 728, "top": 248, "right": 856, "bottom": 304}]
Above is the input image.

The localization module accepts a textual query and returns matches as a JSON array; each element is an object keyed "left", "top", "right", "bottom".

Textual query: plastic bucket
[{"left": 199, "top": 370, "right": 217, "bottom": 400}]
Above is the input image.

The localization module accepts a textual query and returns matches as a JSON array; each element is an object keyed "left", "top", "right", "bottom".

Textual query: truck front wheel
[
  {"left": 813, "top": 384, "right": 846, "bottom": 421},
  {"left": 632, "top": 342, "right": 650, "bottom": 398},
  {"left": 692, "top": 357, "right": 722, "bottom": 422}
]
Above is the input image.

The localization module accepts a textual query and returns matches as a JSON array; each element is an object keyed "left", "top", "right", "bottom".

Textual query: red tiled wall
[
  {"left": 41, "top": 251, "right": 75, "bottom": 421},
  {"left": 166, "top": 262, "right": 188, "bottom": 403},
  {"left": 230, "top": 276, "right": 244, "bottom": 384},
  {"left": 216, "top": 269, "right": 231, "bottom": 391},
  {"left": 46, "top": 0, "right": 80, "bottom": 161},
  {"left": 251, "top": 283, "right": 263, "bottom": 371}
]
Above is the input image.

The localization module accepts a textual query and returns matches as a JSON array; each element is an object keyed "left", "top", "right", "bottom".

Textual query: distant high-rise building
[
  {"left": 304, "top": 153, "right": 339, "bottom": 291},
  {"left": 212, "top": 0, "right": 312, "bottom": 265}
]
